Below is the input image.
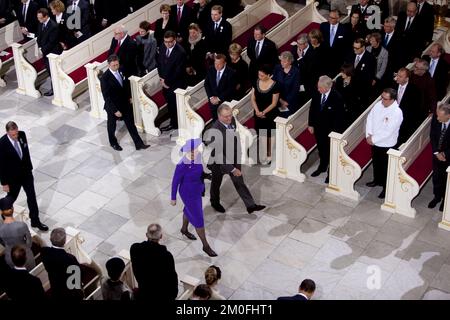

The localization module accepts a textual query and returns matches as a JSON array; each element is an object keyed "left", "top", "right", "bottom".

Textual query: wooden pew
[
  {"left": 11, "top": 0, "right": 176, "bottom": 103},
  {"left": 381, "top": 92, "right": 450, "bottom": 218},
  {"left": 123, "top": 0, "right": 288, "bottom": 136},
  {"left": 0, "top": 20, "right": 24, "bottom": 87},
  {"left": 175, "top": 0, "right": 322, "bottom": 144}
]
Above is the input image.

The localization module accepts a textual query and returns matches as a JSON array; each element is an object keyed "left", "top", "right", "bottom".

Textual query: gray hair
[
  {"left": 115, "top": 25, "right": 128, "bottom": 35},
  {"left": 217, "top": 104, "right": 232, "bottom": 115},
  {"left": 50, "top": 228, "right": 66, "bottom": 247},
  {"left": 416, "top": 59, "right": 429, "bottom": 70},
  {"left": 146, "top": 223, "right": 162, "bottom": 241},
  {"left": 296, "top": 33, "right": 308, "bottom": 44},
  {"left": 279, "top": 51, "right": 294, "bottom": 63},
  {"left": 384, "top": 16, "right": 396, "bottom": 26},
  {"left": 438, "top": 103, "right": 450, "bottom": 115},
  {"left": 317, "top": 75, "right": 333, "bottom": 90}
]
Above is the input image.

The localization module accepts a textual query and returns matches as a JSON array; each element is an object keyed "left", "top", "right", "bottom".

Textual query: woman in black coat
[
  {"left": 228, "top": 43, "right": 249, "bottom": 100},
  {"left": 334, "top": 63, "right": 361, "bottom": 124},
  {"left": 50, "top": 0, "right": 70, "bottom": 51},
  {"left": 154, "top": 4, "right": 177, "bottom": 47},
  {"left": 191, "top": 0, "right": 212, "bottom": 32},
  {"left": 184, "top": 23, "right": 208, "bottom": 86}
]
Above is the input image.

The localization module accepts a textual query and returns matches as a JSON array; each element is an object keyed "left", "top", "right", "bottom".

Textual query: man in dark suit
[
  {"left": 423, "top": 43, "right": 449, "bottom": 101},
  {"left": 277, "top": 279, "right": 316, "bottom": 301},
  {"left": 100, "top": 55, "right": 150, "bottom": 151},
  {"left": 204, "top": 54, "right": 236, "bottom": 121},
  {"left": 170, "top": 0, "right": 192, "bottom": 44},
  {"left": 320, "top": 9, "right": 351, "bottom": 76},
  {"left": 204, "top": 4, "right": 232, "bottom": 56},
  {"left": 293, "top": 33, "right": 315, "bottom": 104},
  {"left": 157, "top": 30, "right": 187, "bottom": 132},
  {"left": 16, "top": 0, "right": 38, "bottom": 34},
  {"left": 351, "top": 0, "right": 373, "bottom": 24},
  {"left": 0, "top": 0, "right": 15, "bottom": 27},
  {"left": 246, "top": 25, "right": 278, "bottom": 85},
  {"left": 41, "top": 228, "right": 84, "bottom": 301},
  {"left": 346, "top": 38, "right": 377, "bottom": 107},
  {"left": 0, "top": 121, "right": 48, "bottom": 231},
  {"left": 415, "top": 0, "right": 435, "bottom": 48},
  {"left": 3, "top": 245, "right": 46, "bottom": 301},
  {"left": 308, "top": 75, "right": 346, "bottom": 182},
  {"left": 429, "top": 103, "right": 450, "bottom": 212},
  {"left": 395, "top": 67, "right": 422, "bottom": 144},
  {"left": 381, "top": 16, "right": 402, "bottom": 85},
  {"left": 95, "top": 0, "right": 130, "bottom": 29},
  {"left": 36, "top": 8, "right": 60, "bottom": 96},
  {"left": 411, "top": 59, "right": 438, "bottom": 115},
  {"left": 395, "top": 2, "right": 423, "bottom": 66},
  {"left": 204, "top": 104, "right": 266, "bottom": 214},
  {"left": 130, "top": 224, "right": 178, "bottom": 300},
  {"left": 66, "top": 0, "right": 90, "bottom": 45},
  {"left": 108, "top": 25, "right": 138, "bottom": 78}
]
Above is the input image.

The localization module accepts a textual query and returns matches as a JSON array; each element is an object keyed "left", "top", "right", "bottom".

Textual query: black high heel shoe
[
  {"left": 180, "top": 229, "right": 197, "bottom": 240},
  {"left": 203, "top": 246, "right": 218, "bottom": 257}
]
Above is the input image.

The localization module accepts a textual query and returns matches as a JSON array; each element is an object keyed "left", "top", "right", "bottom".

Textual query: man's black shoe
[
  {"left": 378, "top": 189, "right": 386, "bottom": 199},
  {"left": 366, "top": 181, "right": 379, "bottom": 187},
  {"left": 160, "top": 125, "right": 173, "bottom": 132},
  {"left": 43, "top": 90, "right": 53, "bottom": 96},
  {"left": 428, "top": 197, "right": 442, "bottom": 209},
  {"left": 211, "top": 203, "right": 226, "bottom": 213},
  {"left": 31, "top": 222, "right": 49, "bottom": 232},
  {"left": 111, "top": 144, "right": 123, "bottom": 151},
  {"left": 311, "top": 169, "right": 325, "bottom": 177},
  {"left": 136, "top": 144, "right": 150, "bottom": 150},
  {"left": 439, "top": 201, "right": 444, "bottom": 212},
  {"left": 247, "top": 205, "right": 266, "bottom": 214},
  {"left": 324, "top": 176, "right": 329, "bottom": 184}
]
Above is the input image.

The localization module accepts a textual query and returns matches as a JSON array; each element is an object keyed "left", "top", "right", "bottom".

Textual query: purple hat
[
  {"left": 0, "top": 197, "right": 13, "bottom": 211},
  {"left": 180, "top": 138, "right": 202, "bottom": 152}
]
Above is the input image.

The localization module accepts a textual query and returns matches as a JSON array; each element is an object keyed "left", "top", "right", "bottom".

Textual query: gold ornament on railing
[{"left": 434, "top": 0, "right": 450, "bottom": 28}]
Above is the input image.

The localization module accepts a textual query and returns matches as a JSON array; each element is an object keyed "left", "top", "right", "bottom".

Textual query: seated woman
[
  {"left": 0, "top": 197, "right": 36, "bottom": 271},
  {"left": 228, "top": 43, "right": 249, "bottom": 100},
  {"left": 273, "top": 51, "right": 300, "bottom": 118}
]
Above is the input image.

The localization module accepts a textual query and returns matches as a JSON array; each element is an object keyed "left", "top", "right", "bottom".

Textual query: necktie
[
  {"left": 330, "top": 25, "right": 336, "bottom": 47},
  {"left": 255, "top": 41, "right": 260, "bottom": 59},
  {"left": 397, "top": 85, "right": 404, "bottom": 103},
  {"left": 405, "top": 17, "right": 411, "bottom": 31},
  {"left": 216, "top": 71, "right": 221, "bottom": 86},
  {"left": 114, "top": 41, "right": 120, "bottom": 54},
  {"left": 354, "top": 55, "right": 360, "bottom": 68},
  {"left": 22, "top": 4, "right": 27, "bottom": 22},
  {"left": 214, "top": 22, "right": 219, "bottom": 32},
  {"left": 430, "top": 59, "right": 437, "bottom": 77},
  {"left": 383, "top": 33, "right": 389, "bottom": 47},
  {"left": 13, "top": 140, "right": 22, "bottom": 160},
  {"left": 177, "top": 7, "right": 182, "bottom": 24},
  {"left": 418, "top": 3, "right": 422, "bottom": 14},
  {"left": 166, "top": 48, "right": 170, "bottom": 58},
  {"left": 320, "top": 94, "right": 326, "bottom": 111},
  {"left": 114, "top": 72, "right": 123, "bottom": 86},
  {"left": 439, "top": 123, "right": 447, "bottom": 150}
]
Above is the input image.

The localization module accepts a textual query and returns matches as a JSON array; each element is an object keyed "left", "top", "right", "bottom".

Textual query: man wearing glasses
[{"left": 365, "top": 88, "right": 403, "bottom": 199}]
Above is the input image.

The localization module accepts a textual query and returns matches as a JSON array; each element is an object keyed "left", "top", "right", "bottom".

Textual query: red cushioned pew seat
[
  {"left": 234, "top": 13, "right": 285, "bottom": 48},
  {"left": 348, "top": 139, "right": 372, "bottom": 168},
  {"left": 405, "top": 143, "right": 433, "bottom": 186},
  {"left": 295, "top": 129, "right": 316, "bottom": 153}
]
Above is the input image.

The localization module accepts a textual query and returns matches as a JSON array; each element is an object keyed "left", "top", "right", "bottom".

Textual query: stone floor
[{"left": 1, "top": 2, "right": 450, "bottom": 300}]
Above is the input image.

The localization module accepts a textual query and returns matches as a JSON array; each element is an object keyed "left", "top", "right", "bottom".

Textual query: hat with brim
[{"left": 180, "top": 138, "right": 202, "bottom": 153}]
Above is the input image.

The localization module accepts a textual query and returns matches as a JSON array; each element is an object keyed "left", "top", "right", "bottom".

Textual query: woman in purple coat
[{"left": 171, "top": 139, "right": 217, "bottom": 257}]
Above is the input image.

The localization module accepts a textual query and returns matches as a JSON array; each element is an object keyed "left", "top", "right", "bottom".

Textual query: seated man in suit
[
  {"left": 3, "top": 244, "right": 46, "bottom": 300},
  {"left": 130, "top": 224, "right": 178, "bottom": 300},
  {"left": 423, "top": 43, "right": 450, "bottom": 101},
  {"left": 100, "top": 54, "right": 150, "bottom": 151},
  {"left": 277, "top": 279, "right": 316, "bottom": 301},
  {"left": 429, "top": 103, "right": 450, "bottom": 212},
  {"left": 41, "top": 228, "right": 84, "bottom": 301},
  {"left": 204, "top": 54, "right": 236, "bottom": 121}
]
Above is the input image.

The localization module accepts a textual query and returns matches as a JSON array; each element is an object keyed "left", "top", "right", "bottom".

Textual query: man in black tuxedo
[
  {"left": 204, "top": 104, "right": 266, "bottom": 214},
  {"left": 130, "top": 224, "right": 178, "bottom": 300},
  {"left": 429, "top": 103, "right": 450, "bottom": 212},
  {"left": 246, "top": 25, "right": 278, "bottom": 85},
  {"left": 157, "top": 30, "right": 187, "bottom": 132},
  {"left": 204, "top": 54, "right": 236, "bottom": 121},
  {"left": 100, "top": 55, "right": 149, "bottom": 151},
  {"left": 394, "top": 67, "right": 422, "bottom": 144},
  {"left": 17, "top": 0, "right": 39, "bottom": 35},
  {"left": 346, "top": 38, "right": 376, "bottom": 107},
  {"left": 41, "top": 228, "right": 84, "bottom": 301},
  {"left": 277, "top": 279, "right": 316, "bottom": 301},
  {"left": 0, "top": 121, "right": 48, "bottom": 231},
  {"left": 66, "top": 0, "right": 90, "bottom": 45},
  {"left": 204, "top": 4, "right": 232, "bottom": 56},
  {"left": 423, "top": 43, "right": 449, "bottom": 101},
  {"left": 415, "top": 0, "right": 435, "bottom": 48},
  {"left": 36, "top": 8, "right": 60, "bottom": 96},
  {"left": 108, "top": 25, "right": 138, "bottom": 78},
  {"left": 308, "top": 75, "right": 346, "bottom": 182},
  {"left": 320, "top": 9, "right": 351, "bottom": 76},
  {"left": 396, "top": 2, "right": 423, "bottom": 67},
  {"left": 0, "top": 0, "right": 15, "bottom": 26},
  {"left": 3, "top": 245, "right": 46, "bottom": 301},
  {"left": 170, "top": 0, "right": 192, "bottom": 44},
  {"left": 293, "top": 33, "right": 315, "bottom": 104}
]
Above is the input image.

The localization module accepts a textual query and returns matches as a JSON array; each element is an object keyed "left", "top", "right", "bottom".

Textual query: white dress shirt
[
  {"left": 56, "top": 12, "right": 63, "bottom": 24},
  {"left": 397, "top": 83, "right": 407, "bottom": 104},
  {"left": 366, "top": 100, "right": 403, "bottom": 147}
]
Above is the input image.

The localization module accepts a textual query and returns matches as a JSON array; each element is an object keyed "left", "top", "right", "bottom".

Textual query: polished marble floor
[{"left": 1, "top": 5, "right": 450, "bottom": 300}]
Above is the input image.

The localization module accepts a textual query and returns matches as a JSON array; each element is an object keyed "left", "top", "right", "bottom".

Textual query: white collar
[
  {"left": 399, "top": 82, "right": 408, "bottom": 89},
  {"left": 214, "top": 18, "right": 222, "bottom": 25},
  {"left": 177, "top": 4, "right": 184, "bottom": 10},
  {"left": 443, "top": 119, "right": 450, "bottom": 127},
  {"left": 298, "top": 293, "right": 309, "bottom": 300},
  {"left": 14, "top": 266, "right": 27, "bottom": 271},
  {"left": 52, "top": 245, "right": 65, "bottom": 250},
  {"left": 7, "top": 134, "right": 18, "bottom": 146},
  {"left": 24, "top": 0, "right": 30, "bottom": 5},
  {"left": 109, "top": 68, "right": 120, "bottom": 74},
  {"left": 330, "top": 23, "right": 339, "bottom": 29},
  {"left": 322, "top": 89, "right": 331, "bottom": 99}
]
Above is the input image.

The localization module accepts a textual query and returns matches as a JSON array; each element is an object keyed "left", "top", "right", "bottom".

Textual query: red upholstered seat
[
  {"left": 0, "top": 47, "right": 13, "bottom": 62},
  {"left": 234, "top": 13, "right": 285, "bottom": 48},
  {"left": 278, "top": 22, "right": 320, "bottom": 53},
  {"left": 196, "top": 102, "right": 212, "bottom": 122},
  {"left": 244, "top": 117, "right": 255, "bottom": 129},
  {"left": 348, "top": 139, "right": 372, "bottom": 168},
  {"left": 68, "top": 51, "right": 109, "bottom": 84},
  {"left": 32, "top": 58, "right": 46, "bottom": 73},
  {"left": 295, "top": 129, "right": 316, "bottom": 153},
  {"left": 151, "top": 91, "right": 166, "bottom": 108},
  {"left": 406, "top": 143, "right": 433, "bottom": 186}
]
